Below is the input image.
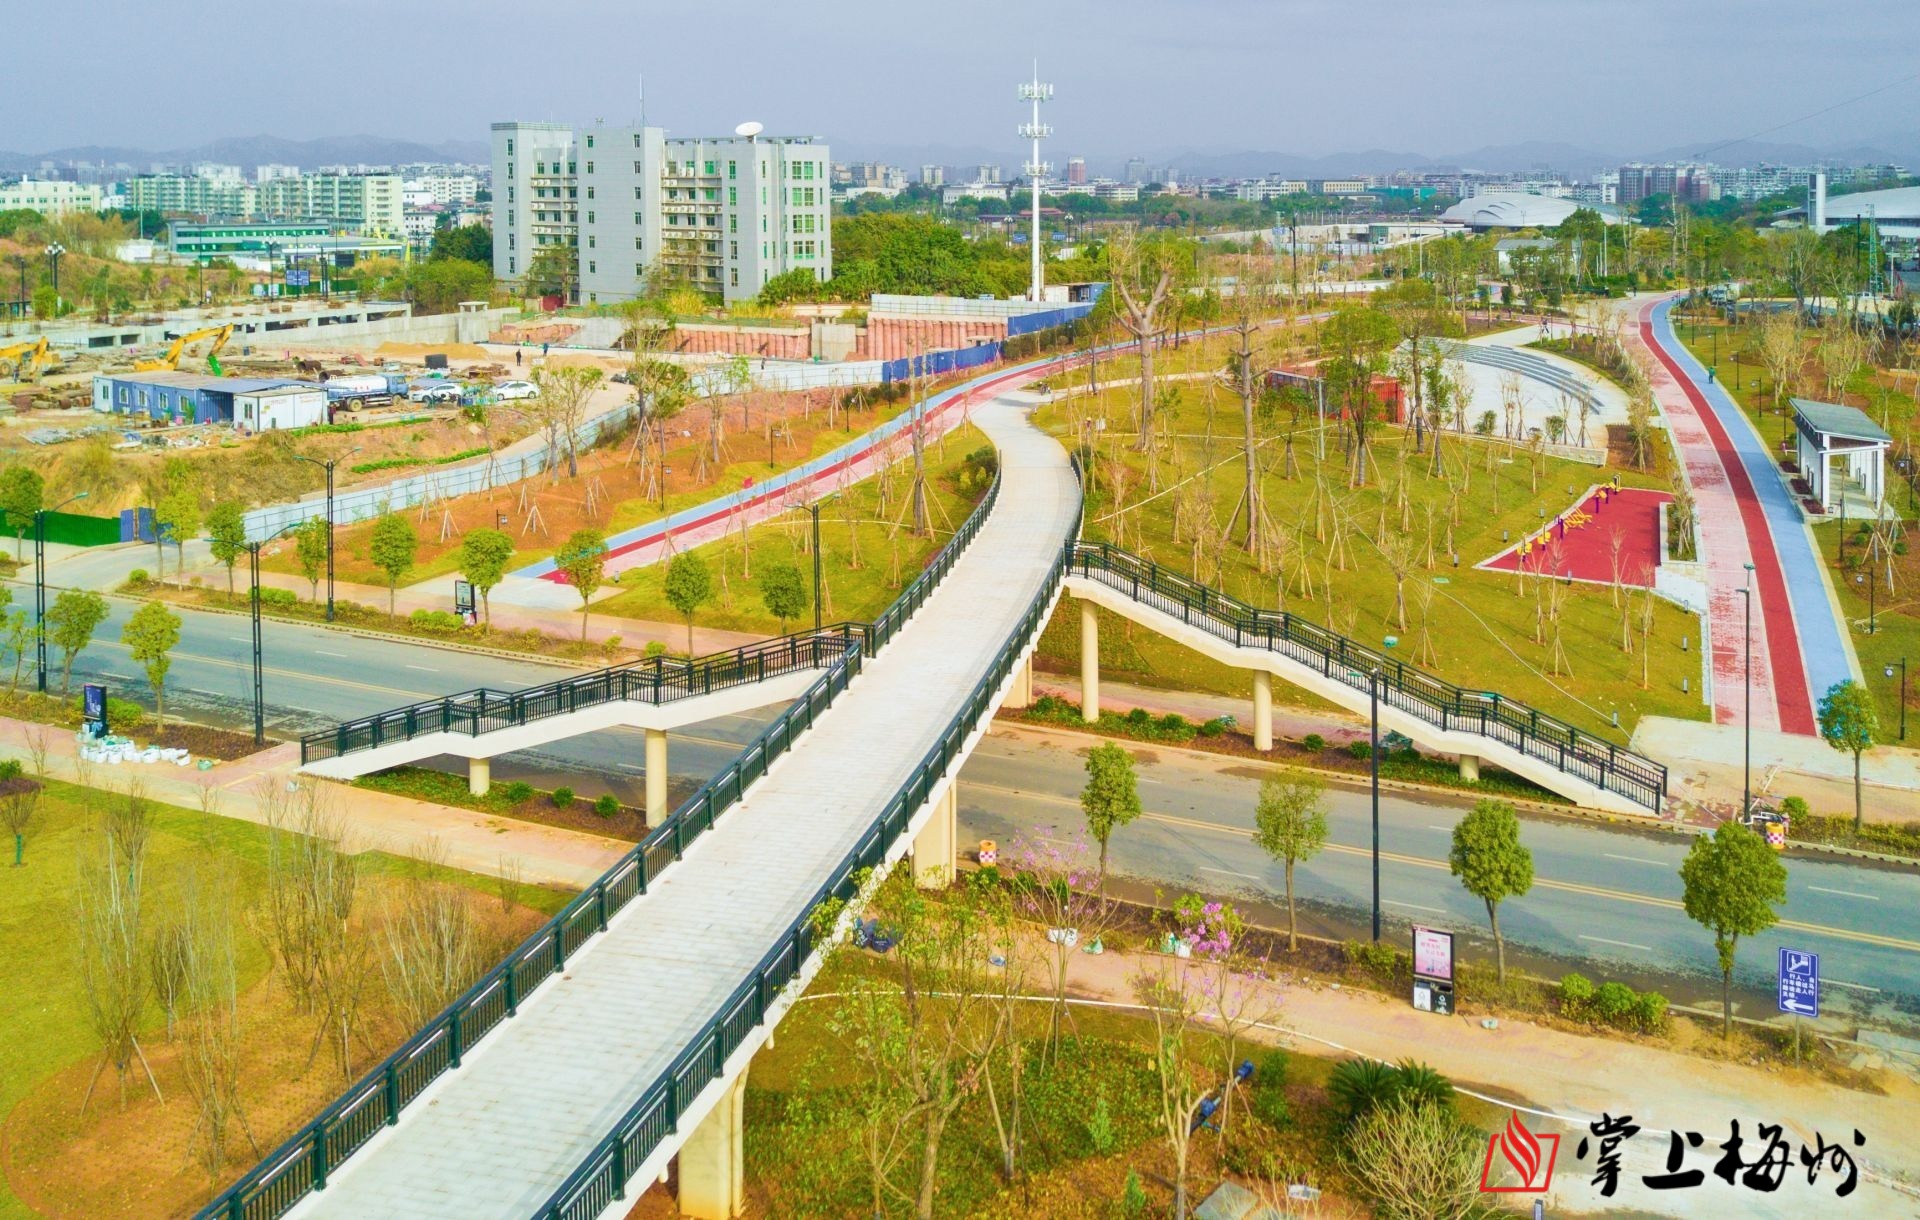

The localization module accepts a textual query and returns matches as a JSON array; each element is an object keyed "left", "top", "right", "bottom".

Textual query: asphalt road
[{"left": 44, "top": 596, "right": 1920, "bottom": 1027}]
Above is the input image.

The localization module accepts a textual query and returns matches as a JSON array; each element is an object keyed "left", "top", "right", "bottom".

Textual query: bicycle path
[{"left": 1637, "top": 298, "right": 1854, "bottom": 735}]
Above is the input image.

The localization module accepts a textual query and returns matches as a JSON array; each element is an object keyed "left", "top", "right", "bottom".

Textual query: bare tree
[
  {"left": 77, "top": 784, "right": 161, "bottom": 1111},
  {"left": 378, "top": 841, "right": 483, "bottom": 1029},
  {"left": 1108, "top": 229, "right": 1180, "bottom": 452},
  {"left": 255, "top": 783, "right": 370, "bottom": 1075}
]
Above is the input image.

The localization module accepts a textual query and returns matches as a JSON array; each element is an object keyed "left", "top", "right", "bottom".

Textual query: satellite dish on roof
[{"left": 734, "top": 121, "right": 764, "bottom": 138}]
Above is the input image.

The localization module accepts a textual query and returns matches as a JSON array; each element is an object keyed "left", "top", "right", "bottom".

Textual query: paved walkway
[
  {"left": 1642, "top": 713, "right": 1920, "bottom": 825},
  {"left": 1483, "top": 485, "right": 1669, "bottom": 584},
  {"left": 289, "top": 382, "right": 1082, "bottom": 1215},
  {"left": 0, "top": 715, "right": 622, "bottom": 888},
  {"left": 1062, "top": 944, "right": 1920, "bottom": 1219},
  {"left": 1646, "top": 296, "right": 1856, "bottom": 730}
]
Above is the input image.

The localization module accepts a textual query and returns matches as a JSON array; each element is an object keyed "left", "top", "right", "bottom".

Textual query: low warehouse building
[
  {"left": 234, "top": 384, "right": 328, "bottom": 431},
  {"left": 92, "top": 371, "right": 317, "bottom": 426}
]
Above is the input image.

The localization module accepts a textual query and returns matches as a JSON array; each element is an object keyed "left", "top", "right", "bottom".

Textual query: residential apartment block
[
  {"left": 491, "top": 119, "right": 831, "bottom": 304},
  {"left": 0, "top": 179, "right": 104, "bottom": 216},
  {"left": 122, "top": 171, "right": 403, "bottom": 234},
  {"left": 125, "top": 174, "right": 258, "bottom": 216}
]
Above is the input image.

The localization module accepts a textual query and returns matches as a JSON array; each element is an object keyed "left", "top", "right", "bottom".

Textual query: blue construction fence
[
  {"left": 879, "top": 300, "right": 1098, "bottom": 384},
  {"left": 119, "top": 507, "right": 182, "bottom": 545}
]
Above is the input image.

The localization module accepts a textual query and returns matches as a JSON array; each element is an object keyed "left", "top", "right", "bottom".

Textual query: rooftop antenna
[
  {"left": 1018, "top": 62, "right": 1053, "bottom": 303},
  {"left": 637, "top": 73, "right": 645, "bottom": 127}
]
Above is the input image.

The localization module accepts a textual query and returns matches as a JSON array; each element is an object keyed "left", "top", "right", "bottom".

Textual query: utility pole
[{"left": 1018, "top": 65, "right": 1053, "bottom": 303}]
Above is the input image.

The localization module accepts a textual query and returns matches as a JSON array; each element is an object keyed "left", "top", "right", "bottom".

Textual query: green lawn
[
  {"left": 0, "top": 779, "right": 570, "bottom": 1219},
  {"left": 595, "top": 424, "right": 994, "bottom": 638},
  {"left": 1036, "top": 377, "right": 1709, "bottom": 744},
  {"left": 1812, "top": 522, "right": 1920, "bottom": 746}
]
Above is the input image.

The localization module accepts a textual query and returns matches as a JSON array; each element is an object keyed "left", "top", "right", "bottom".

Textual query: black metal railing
[
  {"left": 534, "top": 504, "right": 1079, "bottom": 1220},
  {"left": 199, "top": 469, "right": 1007, "bottom": 1220},
  {"left": 1066, "top": 541, "right": 1667, "bottom": 814},
  {"left": 300, "top": 629, "right": 865, "bottom": 765}
]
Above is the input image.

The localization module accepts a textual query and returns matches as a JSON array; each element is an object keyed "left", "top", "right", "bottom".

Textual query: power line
[{"left": 1692, "top": 73, "right": 1920, "bottom": 161}]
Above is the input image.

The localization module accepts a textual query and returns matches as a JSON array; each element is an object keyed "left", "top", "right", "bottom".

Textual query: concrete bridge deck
[{"left": 284, "top": 387, "right": 1079, "bottom": 1219}]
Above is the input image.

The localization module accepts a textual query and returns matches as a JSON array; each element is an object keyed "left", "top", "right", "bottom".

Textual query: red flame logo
[
  {"left": 1480, "top": 1112, "right": 1559, "bottom": 1193},
  {"left": 1500, "top": 1113, "right": 1541, "bottom": 1183}
]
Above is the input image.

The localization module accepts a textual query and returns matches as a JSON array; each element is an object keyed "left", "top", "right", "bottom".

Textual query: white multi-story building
[
  {"left": 491, "top": 118, "right": 831, "bottom": 304},
  {"left": 255, "top": 163, "right": 301, "bottom": 183},
  {"left": 257, "top": 173, "right": 404, "bottom": 236},
  {"left": 407, "top": 174, "right": 481, "bottom": 205},
  {"left": 124, "top": 175, "right": 259, "bottom": 216},
  {"left": 0, "top": 179, "right": 103, "bottom": 216}
]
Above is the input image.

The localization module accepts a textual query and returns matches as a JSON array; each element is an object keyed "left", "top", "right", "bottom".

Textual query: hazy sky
[{"left": 7, "top": 0, "right": 1916, "bottom": 160}]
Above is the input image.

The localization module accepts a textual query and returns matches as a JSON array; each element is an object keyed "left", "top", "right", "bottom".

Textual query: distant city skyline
[{"left": 5, "top": 0, "right": 1916, "bottom": 167}]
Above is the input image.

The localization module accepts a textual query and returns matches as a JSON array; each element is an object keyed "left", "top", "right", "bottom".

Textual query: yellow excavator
[
  {"left": 135, "top": 324, "right": 234, "bottom": 374},
  {"left": 0, "top": 337, "right": 57, "bottom": 383}
]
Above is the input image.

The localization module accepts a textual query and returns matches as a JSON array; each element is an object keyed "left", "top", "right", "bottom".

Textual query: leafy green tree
[
  {"left": 554, "top": 528, "right": 608, "bottom": 641},
  {"left": 663, "top": 552, "right": 713, "bottom": 655},
  {"left": 294, "top": 517, "right": 329, "bottom": 602},
  {"left": 45, "top": 589, "right": 108, "bottom": 693},
  {"left": 153, "top": 476, "right": 200, "bottom": 580},
  {"left": 1448, "top": 799, "right": 1534, "bottom": 982},
  {"left": 0, "top": 465, "right": 43, "bottom": 560},
  {"left": 368, "top": 513, "right": 419, "bottom": 618},
  {"left": 429, "top": 223, "right": 493, "bottom": 267},
  {"left": 1816, "top": 680, "right": 1879, "bottom": 832},
  {"left": 458, "top": 527, "right": 515, "bottom": 628},
  {"left": 1252, "top": 770, "right": 1329, "bottom": 950},
  {"left": 1079, "top": 741, "right": 1142, "bottom": 882},
  {"left": 1680, "top": 820, "right": 1787, "bottom": 1038},
  {"left": 757, "top": 563, "right": 809, "bottom": 633},
  {"left": 31, "top": 284, "right": 56, "bottom": 321},
  {"left": 121, "top": 600, "right": 181, "bottom": 724},
  {"left": 1319, "top": 306, "right": 1401, "bottom": 486},
  {"left": 205, "top": 501, "right": 247, "bottom": 601},
  {"left": 4, "top": 607, "right": 30, "bottom": 693},
  {"left": 405, "top": 258, "right": 493, "bottom": 313}
]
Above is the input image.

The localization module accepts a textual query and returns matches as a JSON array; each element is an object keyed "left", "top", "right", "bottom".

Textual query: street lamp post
[
  {"left": 246, "top": 522, "right": 302, "bottom": 744},
  {"left": 43, "top": 243, "right": 65, "bottom": 306},
  {"left": 1369, "top": 666, "right": 1382, "bottom": 943},
  {"left": 33, "top": 491, "right": 89, "bottom": 693},
  {"left": 1856, "top": 567, "right": 1877, "bottom": 634},
  {"left": 293, "top": 449, "right": 360, "bottom": 621},
  {"left": 1887, "top": 659, "right": 1908, "bottom": 741},
  {"left": 807, "top": 498, "right": 823, "bottom": 633},
  {"left": 1741, "top": 562, "right": 1755, "bottom": 818}
]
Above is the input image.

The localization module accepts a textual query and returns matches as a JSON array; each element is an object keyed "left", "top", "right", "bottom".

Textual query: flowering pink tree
[
  {"left": 1170, "top": 894, "right": 1278, "bottom": 1148},
  {"left": 1003, "top": 830, "right": 1116, "bottom": 1064}
]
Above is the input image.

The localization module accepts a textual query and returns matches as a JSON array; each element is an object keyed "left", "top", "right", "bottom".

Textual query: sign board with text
[
  {"left": 1411, "top": 926, "right": 1455, "bottom": 1015},
  {"left": 1777, "top": 947, "right": 1819, "bottom": 1018}
]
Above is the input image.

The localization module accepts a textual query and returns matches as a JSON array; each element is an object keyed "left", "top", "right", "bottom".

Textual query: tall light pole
[
  {"left": 33, "top": 491, "right": 89, "bottom": 693},
  {"left": 1369, "top": 666, "right": 1382, "bottom": 943},
  {"left": 1017, "top": 66, "right": 1052, "bottom": 303},
  {"left": 43, "top": 243, "right": 65, "bottom": 307},
  {"left": 293, "top": 448, "right": 360, "bottom": 621},
  {"left": 1741, "top": 562, "right": 1755, "bottom": 818},
  {"left": 1887, "top": 659, "right": 1909, "bottom": 742},
  {"left": 246, "top": 522, "right": 302, "bottom": 744},
  {"left": 807, "top": 498, "right": 823, "bottom": 633}
]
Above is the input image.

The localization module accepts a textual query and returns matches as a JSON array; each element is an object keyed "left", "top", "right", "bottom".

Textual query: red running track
[
  {"left": 1484, "top": 487, "right": 1669, "bottom": 585},
  {"left": 1638, "top": 303, "right": 1815, "bottom": 734}
]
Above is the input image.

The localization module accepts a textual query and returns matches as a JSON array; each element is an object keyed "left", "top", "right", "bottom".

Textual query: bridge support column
[
  {"left": 1080, "top": 599, "right": 1099, "bottom": 722},
  {"left": 912, "top": 783, "right": 958, "bottom": 888},
  {"left": 645, "top": 729, "right": 668, "bottom": 825},
  {"left": 1252, "top": 672, "right": 1273, "bottom": 752},
  {"left": 677, "top": 1066, "right": 749, "bottom": 1219},
  {"left": 1458, "top": 754, "right": 1481, "bottom": 783},
  {"left": 1005, "top": 653, "right": 1033, "bottom": 710},
  {"left": 468, "top": 756, "right": 491, "bottom": 797}
]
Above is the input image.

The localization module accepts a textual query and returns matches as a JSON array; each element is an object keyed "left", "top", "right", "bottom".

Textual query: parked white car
[
  {"left": 407, "top": 381, "right": 464, "bottom": 404},
  {"left": 493, "top": 379, "right": 539, "bottom": 401}
]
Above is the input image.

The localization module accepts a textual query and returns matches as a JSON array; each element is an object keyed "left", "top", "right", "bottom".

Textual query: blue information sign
[
  {"left": 285, "top": 269, "right": 311, "bottom": 287},
  {"left": 81, "top": 682, "right": 108, "bottom": 736},
  {"left": 1777, "top": 947, "right": 1819, "bottom": 1017}
]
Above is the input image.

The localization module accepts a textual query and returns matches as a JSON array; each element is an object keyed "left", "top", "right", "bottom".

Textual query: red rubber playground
[{"left": 1482, "top": 484, "right": 1672, "bottom": 585}]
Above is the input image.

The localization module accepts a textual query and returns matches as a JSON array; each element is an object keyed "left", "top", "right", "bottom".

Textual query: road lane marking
[
  {"left": 1604, "top": 853, "right": 1664, "bottom": 866},
  {"left": 1826, "top": 979, "right": 1881, "bottom": 994},
  {"left": 616, "top": 764, "right": 646, "bottom": 773},
  {"left": 406, "top": 665, "right": 438, "bottom": 673},
  {"left": 1133, "top": 808, "right": 1920, "bottom": 954},
  {"left": 1807, "top": 885, "right": 1879, "bottom": 901},
  {"left": 1384, "top": 899, "right": 1444, "bottom": 913},
  {"left": 1428, "top": 824, "right": 1452, "bottom": 831},
  {"left": 1580, "top": 934, "right": 1653, "bottom": 952},
  {"left": 1199, "top": 866, "right": 1262, "bottom": 881},
  {"left": 315, "top": 650, "right": 348, "bottom": 658}
]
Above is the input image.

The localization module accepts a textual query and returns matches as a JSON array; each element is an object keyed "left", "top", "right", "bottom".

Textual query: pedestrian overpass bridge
[{"left": 204, "top": 365, "right": 1668, "bottom": 1220}]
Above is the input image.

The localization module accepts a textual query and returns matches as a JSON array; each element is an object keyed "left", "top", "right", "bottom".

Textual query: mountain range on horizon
[{"left": 2, "top": 131, "right": 1914, "bottom": 183}]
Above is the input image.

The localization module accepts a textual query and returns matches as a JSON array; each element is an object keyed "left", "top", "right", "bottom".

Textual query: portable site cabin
[
  {"left": 234, "top": 385, "right": 328, "bottom": 431},
  {"left": 92, "top": 372, "right": 317, "bottom": 426}
]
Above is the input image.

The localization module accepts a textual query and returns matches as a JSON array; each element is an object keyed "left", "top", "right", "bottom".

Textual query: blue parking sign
[{"left": 1777, "top": 947, "right": 1819, "bottom": 1017}]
